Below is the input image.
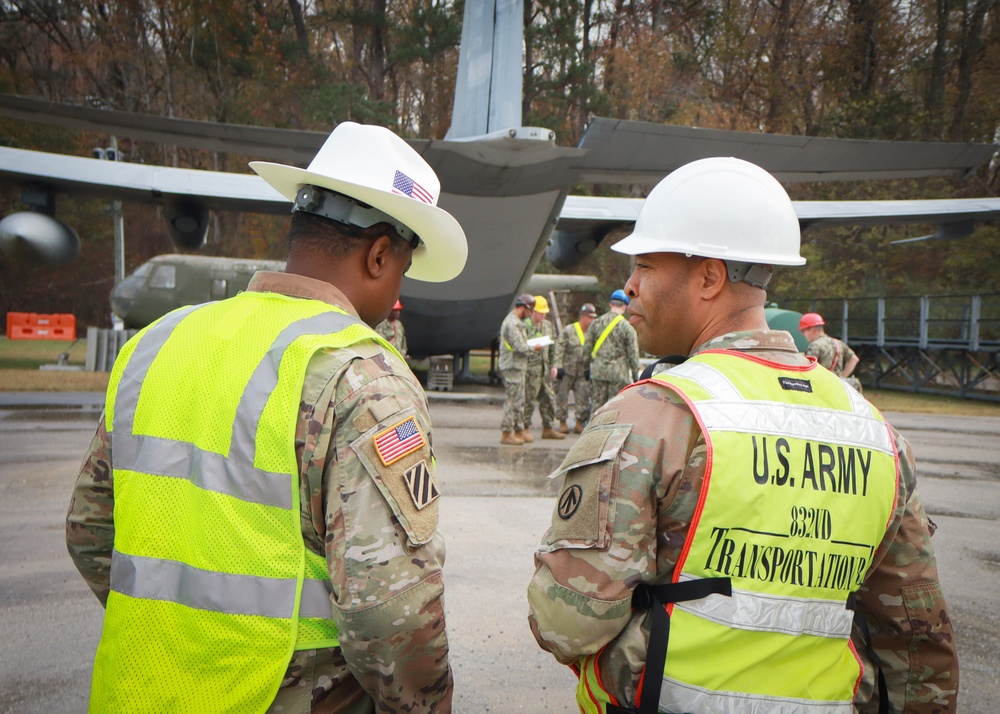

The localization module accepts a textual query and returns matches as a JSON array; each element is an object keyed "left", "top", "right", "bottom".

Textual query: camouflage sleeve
[
  {"left": 300, "top": 345, "right": 452, "bottom": 711},
  {"left": 398, "top": 323, "right": 407, "bottom": 359},
  {"left": 623, "top": 322, "right": 640, "bottom": 377},
  {"left": 554, "top": 326, "right": 569, "bottom": 369},
  {"left": 527, "top": 386, "right": 698, "bottom": 673},
  {"left": 544, "top": 321, "right": 557, "bottom": 365},
  {"left": 504, "top": 314, "right": 532, "bottom": 356},
  {"left": 855, "top": 428, "right": 959, "bottom": 712},
  {"left": 66, "top": 415, "right": 115, "bottom": 607},
  {"left": 582, "top": 321, "right": 597, "bottom": 370}
]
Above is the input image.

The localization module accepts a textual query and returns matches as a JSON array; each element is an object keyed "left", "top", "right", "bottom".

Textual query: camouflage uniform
[
  {"left": 528, "top": 329, "right": 958, "bottom": 712},
  {"left": 67, "top": 271, "right": 452, "bottom": 713},
  {"left": 806, "top": 333, "right": 857, "bottom": 377},
  {"left": 375, "top": 316, "right": 407, "bottom": 358},
  {"left": 583, "top": 310, "right": 640, "bottom": 412},
  {"left": 554, "top": 321, "right": 591, "bottom": 426},
  {"left": 499, "top": 309, "right": 532, "bottom": 433},
  {"left": 523, "top": 316, "right": 560, "bottom": 430}
]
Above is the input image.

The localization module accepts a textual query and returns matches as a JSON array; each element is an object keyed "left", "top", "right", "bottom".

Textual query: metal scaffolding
[{"left": 782, "top": 293, "right": 1000, "bottom": 401}]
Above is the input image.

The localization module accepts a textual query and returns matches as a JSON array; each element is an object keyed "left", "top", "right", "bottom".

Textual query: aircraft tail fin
[{"left": 447, "top": 0, "right": 523, "bottom": 139}]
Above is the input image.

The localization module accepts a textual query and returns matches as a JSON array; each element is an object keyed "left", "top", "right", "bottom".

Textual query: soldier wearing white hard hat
[
  {"left": 70, "top": 122, "right": 462, "bottom": 713},
  {"left": 529, "top": 157, "right": 958, "bottom": 713}
]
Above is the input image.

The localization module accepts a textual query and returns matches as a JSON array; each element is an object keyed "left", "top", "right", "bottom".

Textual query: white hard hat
[
  {"left": 250, "top": 122, "right": 468, "bottom": 282},
  {"left": 612, "top": 157, "right": 804, "bottom": 266}
]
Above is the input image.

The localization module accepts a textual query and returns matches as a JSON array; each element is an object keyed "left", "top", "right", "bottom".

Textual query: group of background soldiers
[{"left": 499, "top": 291, "right": 641, "bottom": 445}]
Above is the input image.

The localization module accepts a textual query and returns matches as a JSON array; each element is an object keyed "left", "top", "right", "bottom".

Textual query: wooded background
[{"left": 1, "top": 0, "right": 998, "bottom": 328}]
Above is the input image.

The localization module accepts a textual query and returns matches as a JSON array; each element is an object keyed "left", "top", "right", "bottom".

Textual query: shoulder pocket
[
  {"left": 351, "top": 408, "right": 438, "bottom": 547},
  {"left": 546, "top": 424, "right": 632, "bottom": 549}
]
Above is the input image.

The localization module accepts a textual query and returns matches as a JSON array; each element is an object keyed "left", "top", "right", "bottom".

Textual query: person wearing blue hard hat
[
  {"left": 582, "top": 289, "right": 640, "bottom": 412},
  {"left": 610, "top": 288, "right": 630, "bottom": 305}
]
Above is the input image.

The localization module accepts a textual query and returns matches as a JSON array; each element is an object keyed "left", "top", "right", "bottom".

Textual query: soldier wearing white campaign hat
[{"left": 69, "top": 122, "right": 465, "bottom": 713}]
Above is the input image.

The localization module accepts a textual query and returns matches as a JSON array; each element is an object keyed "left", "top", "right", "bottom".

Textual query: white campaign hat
[{"left": 250, "top": 122, "right": 468, "bottom": 282}]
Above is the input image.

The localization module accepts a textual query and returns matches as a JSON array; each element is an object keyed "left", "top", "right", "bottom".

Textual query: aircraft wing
[
  {"left": 558, "top": 194, "right": 1000, "bottom": 229},
  {"left": 0, "top": 146, "right": 289, "bottom": 213},
  {"left": 574, "top": 117, "right": 997, "bottom": 184},
  {"left": 0, "top": 93, "right": 327, "bottom": 164}
]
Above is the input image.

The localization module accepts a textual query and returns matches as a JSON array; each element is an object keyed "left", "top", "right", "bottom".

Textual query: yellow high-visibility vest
[
  {"left": 93, "top": 290, "right": 395, "bottom": 713},
  {"left": 576, "top": 349, "right": 898, "bottom": 714},
  {"left": 574, "top": 321, "right": 586, "bottom": 345}
]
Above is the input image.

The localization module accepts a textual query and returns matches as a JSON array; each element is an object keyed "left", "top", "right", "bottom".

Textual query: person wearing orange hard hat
[
  {"left": 798, "top": 312, "right": 861, "bottom": 389},
  {"left": 377, "top": 298, "right": 407, "bottom": 358}
]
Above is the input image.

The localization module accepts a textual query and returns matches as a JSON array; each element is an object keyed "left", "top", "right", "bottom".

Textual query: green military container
[{"left": 764, "top": 307, "right": 808, "bottom": 352}]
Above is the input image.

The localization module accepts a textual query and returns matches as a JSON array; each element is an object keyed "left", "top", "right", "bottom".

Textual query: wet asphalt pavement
[{"left": 0, "top": 392, "right": 996, "bottom": 712}]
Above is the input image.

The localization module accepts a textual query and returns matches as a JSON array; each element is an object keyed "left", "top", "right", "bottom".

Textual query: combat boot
[
  {"left": 574, "top": 421, "right": 585, "bottom": 433},
  {"left": 516, "top": 429, "right": 535, "bottom": 443},
  {"left": 500, "top": 431, "right": 525, "bottom": 446},
  {"left": 542, "top": 427, "right": 567, "bottom": 440},
  {"left": 558, "top": 420, "right": 569, "bottom": 434}
]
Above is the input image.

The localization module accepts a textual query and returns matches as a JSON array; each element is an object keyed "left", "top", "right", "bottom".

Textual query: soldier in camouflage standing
[
  {"left": 376, "top": 299, "right": 407, "bottom": 358},
  {"left": 523, "top": 295, "right": 566, "bottom": 440},
  {"left": 799, "top": 312, "right": 863, "bottom": 392},
  {"left": 528, "top": 158, "right": 958, "bottom": 713},
  {"left": 67, "top": 123, "right": 466, "bottom": 713},
  {"left": 554, "top": 302, "right": 597, "bottom": 433},
  {"left": 583, "top": 289, "right": 640, "bottom": 412},
  {"left": 499, "top": 293, "right": 541, "bottom": 445}
]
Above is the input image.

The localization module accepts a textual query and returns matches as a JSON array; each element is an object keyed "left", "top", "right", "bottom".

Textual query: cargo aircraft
[{"left": 1, "top": 0, "right": 999, "bottom": 358}]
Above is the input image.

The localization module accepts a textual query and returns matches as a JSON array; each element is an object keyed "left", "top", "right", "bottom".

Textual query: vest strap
[
  {"left": 593, "top": 314, "right": 625, "bottom": 358},
  {"left": 848, "top": 594, "right": 889, "bottom": 714},
  {"left": 633, "top": 578, "right": 733, "bottom": 714}
]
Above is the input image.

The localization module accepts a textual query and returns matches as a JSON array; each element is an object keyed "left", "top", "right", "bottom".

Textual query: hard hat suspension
[
  {"left": 727, "top": 261, "right": 774, "bottom": 290},
  {"left": 295, "top": 185, "right": 422, "bottom": 249}
]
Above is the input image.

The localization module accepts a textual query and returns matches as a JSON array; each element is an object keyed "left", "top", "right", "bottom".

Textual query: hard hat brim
[
  {"left": 250, "top": 161, "right": 468, "bottom": 283},
  {"left": 612, "top": 231, "right": 807, "bottom": 266}
]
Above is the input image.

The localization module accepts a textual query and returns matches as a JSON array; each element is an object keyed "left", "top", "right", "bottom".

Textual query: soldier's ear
[{"left": 697, "top": 259, "right": 727, "bottom": 299}]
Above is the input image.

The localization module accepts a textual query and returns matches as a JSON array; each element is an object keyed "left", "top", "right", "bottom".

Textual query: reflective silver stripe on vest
[
  {"left": 110, "top": 551, "right": 336, "bottom": 620},
  {"left": 110, "top": 432, "right": 293, "bottom": 508},
  {"left": 673, "top": 575, "right": 853, "bottom": 639},
  {"left": 694, "top": 401, "right": 893, "bottom": 454},
  {"left": 664, "top": 361, "right": 742, "bottom": 401},
  {"left": 230, "top": 311, "right": 359, "bottom": 474},
  {"left": 665, "top": 360, "right": 891, "bottom": 453},
  {"left": 657, "top": 675, "right": 854, "bottom": 714},
  {"left": 111, "top": 550, "right": 297, "bottom": 618},
  {"left": 112, "top": 306, "right": 360, "bottom": 507},
  {"left": 113, "top": 304, "right": 202, "bottom": 430},
  {"left": 300, "top": 578, "right": 335, "bottom": 620}
]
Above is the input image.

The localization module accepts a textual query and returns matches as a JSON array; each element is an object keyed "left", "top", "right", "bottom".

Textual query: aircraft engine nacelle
[
  {"left": 166, "top": 200, "right": 209, "bottom": 251},
  {"left": 546, "top": 224, "right": 618, "bottom": 271},
  {"left": 0, "top": 211, "right": 81, "bottom": 265}
]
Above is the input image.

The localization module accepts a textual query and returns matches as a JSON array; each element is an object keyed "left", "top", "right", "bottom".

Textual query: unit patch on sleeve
[
  {"left": 373, "top": 416, "right": 426, "bottom": 465},
  {"left": 403, "top": 460, "right": 439, "bottom": 510}
]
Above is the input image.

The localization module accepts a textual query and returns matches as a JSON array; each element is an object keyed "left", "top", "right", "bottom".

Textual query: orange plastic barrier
[{"left": 5, "top": 312, "right": 76, "bottom": 340}]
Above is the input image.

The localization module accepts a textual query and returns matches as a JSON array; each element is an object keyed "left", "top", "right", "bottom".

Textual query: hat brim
[
  {"left": 250, "top": 161, "right": 468, "bottom": 283},
  {"left": 611, "top": 231, "right": 806, "bottom": 266}
]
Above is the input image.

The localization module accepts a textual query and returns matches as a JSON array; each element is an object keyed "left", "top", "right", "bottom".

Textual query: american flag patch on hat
[
  {"left": 392, "top": 170, "right": 433, "bottom": 204},
  {"left": 373, "top": 416, "right": 426, "bottom": 465}
]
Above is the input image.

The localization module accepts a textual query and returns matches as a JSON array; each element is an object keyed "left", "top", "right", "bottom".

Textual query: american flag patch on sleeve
[{"left": 373, "top": 416, "right": 426, "bottom": 465}]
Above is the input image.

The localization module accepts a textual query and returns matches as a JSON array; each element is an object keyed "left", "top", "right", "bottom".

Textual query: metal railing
[{"left": 781, "top": 293, "right": 1000, "bottom": 401}]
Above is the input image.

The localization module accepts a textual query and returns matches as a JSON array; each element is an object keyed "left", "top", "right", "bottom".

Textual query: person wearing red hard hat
[
  {"left": 529, "top": 157, "right": 957, "bottom": 714},
  {"left": 69, "top": 122, "right": 462, "bottom": 713},
  {"left": 377, "top": 298, "right": 407, "bottom": 358},
  {"left": 798, "top": 312, "right": 861, "bottom": 389}
]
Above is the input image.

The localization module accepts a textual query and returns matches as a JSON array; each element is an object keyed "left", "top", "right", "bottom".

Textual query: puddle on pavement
[{"left": 437, "top": 445, "right": 567, "bottom": 497}]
